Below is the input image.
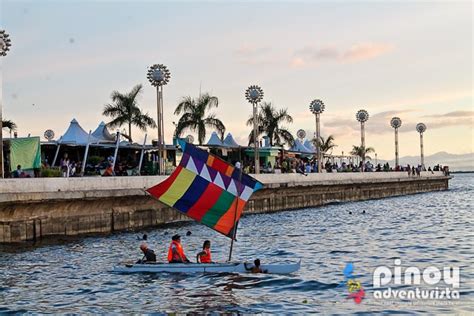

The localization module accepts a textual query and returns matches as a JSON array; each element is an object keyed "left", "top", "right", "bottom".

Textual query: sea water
[{"left": 0, "top": 174, "right": 472, "bottom": 314}]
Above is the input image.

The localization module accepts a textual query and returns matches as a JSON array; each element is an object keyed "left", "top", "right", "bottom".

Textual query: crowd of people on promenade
[
  {"left": 6, "top": 149, "right": 450, "bottom": 178},
  {"left": 239, "top": 157, "right": 450, "bottom": 176}
]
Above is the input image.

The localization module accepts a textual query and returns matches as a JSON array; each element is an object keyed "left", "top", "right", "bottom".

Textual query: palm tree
[
  {"left": 312, "top": 135, "right": 337, "bottom": 155},
  {"left": 246, "top": 102, "right": 294, "bottom": 147},
  {"left": 2, "top": 119, "right": 17, "bottom": 137},
  {"left": 174, "top": 93, "right": 226, "bottom": 145},
  {"left": 102, "top": 84, "right": 156, "bottom": 142},
  {"left": 350, "top": 145, "right": 375, "bottom": 160}
]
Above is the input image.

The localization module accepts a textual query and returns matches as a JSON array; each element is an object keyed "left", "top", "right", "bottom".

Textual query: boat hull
[{"left": 113, "top": 261, "right": 300, "bottom": 274}]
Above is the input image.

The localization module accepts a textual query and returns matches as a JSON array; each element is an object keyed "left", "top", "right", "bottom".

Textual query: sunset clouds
[
  {"left": 2, "top": 1, "right": 472, "bottom": 158},
  {"left": 291, "top": 42, "right": 394, "bottom": 67}
]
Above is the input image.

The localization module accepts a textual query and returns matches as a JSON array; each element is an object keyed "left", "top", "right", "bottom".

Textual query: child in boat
[
  {"left": 245, "top": 259, "right": 267, "bottom": 273},
  {"left": 196, "top": 240, "right": 212, "bottom": 263}
]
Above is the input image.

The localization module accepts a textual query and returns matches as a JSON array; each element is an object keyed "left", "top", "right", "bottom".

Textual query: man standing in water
[{"left": 168, "top": 235, "right": 190, "bottom": 263}]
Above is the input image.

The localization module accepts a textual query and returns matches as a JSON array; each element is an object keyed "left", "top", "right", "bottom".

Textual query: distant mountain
[{"left": 378, "top": 152, "right": 474, "bottom": 171}]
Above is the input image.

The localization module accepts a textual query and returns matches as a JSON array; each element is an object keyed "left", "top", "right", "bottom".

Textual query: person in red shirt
[
  {"left": 196, "top": 240, "right": 212, "bottom": 263},
  {"left": 167, "top": 234, "right": 190, "bottom": 263}
]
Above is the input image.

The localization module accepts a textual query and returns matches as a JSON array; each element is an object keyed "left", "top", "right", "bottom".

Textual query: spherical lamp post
[
  {"left": 147, "top": 64, "right": 171, "bottom": 175},
  {"left": 245, "top": 85, "right": 264, "bottom": 174},
  {"left": 390, "top": 117, "right": 402, "bottom": 168},
  {"left": 0, "top": 30, "right": 12, "bottom": 178},
  {"left": 416, "top": 123, "right": 427, "bottom": 168},
  {"left": 309, "top": 99, "right": 325, "bottom": 173},
  {"left": 356, "top": 109, "right": 369, "bottom": 172}
]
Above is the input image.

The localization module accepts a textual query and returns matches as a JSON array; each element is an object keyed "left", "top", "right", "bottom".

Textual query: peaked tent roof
[
  {"left": 59, "top": 118, "right": 99, "bottom": 146},
  {"left": 223, "top": 133, "right": 239, "bottom": 148},
  {"left": 92, "top": 121, "right": 116, "bottom": 143},
  {"left": 304, "top": 139, "right": 316, "bottom": 152},
  {"left": 206, "top": 131, "right": 224, "bottom": 146},
  {"left": 290, "top": 139, "right": 315, "bottom": 154}
]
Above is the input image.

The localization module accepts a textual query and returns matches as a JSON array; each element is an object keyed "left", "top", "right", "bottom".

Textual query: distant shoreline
[{"left": 451, "top": 171, "right": 474, "bottom": 174}]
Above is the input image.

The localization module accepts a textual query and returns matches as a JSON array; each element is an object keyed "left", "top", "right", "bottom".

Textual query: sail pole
[{"left": 228, "top": 147, "right": 243, "bottom": 262}]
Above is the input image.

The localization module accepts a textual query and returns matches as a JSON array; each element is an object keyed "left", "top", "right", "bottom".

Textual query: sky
[{"left": 0, "top": 0, "right": 472, "bottom": 160}]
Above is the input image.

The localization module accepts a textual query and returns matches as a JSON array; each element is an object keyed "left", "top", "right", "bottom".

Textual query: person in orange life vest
[
  {"left": 196, "top": 240, "right": 212, "bottom": 263},
  {"left": 168, "top": 234, "right": 190, "bottom": 263}
]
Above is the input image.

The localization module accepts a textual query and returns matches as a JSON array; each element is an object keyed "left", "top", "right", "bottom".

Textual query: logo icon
[{"left": 343, "top": 263, "right": 365, "bottom": 304}]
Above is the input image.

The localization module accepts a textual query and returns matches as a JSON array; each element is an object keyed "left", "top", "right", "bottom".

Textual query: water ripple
[{"left": 0, "top": 174, "right": 472, "bottom": 313}]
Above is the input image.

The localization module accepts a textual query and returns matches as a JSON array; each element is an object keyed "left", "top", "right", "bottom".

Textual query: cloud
[
  {"left": 422, "top": 111, "right": 474, "bottom": 130},
  {"left": 423, "top": 111, "right": 474, "bottom": 118},
  {"left": 291, "top": 42, "right": 393, "bottom": 67},
  {"left": 341, "top": 43, "right": 393, "bottom": 62},
  {"left": 234, "top": 43, "right": 276, "bottom": 65},
  {"left": 235, "top": 43, "right": 271, "bottom": 56}
]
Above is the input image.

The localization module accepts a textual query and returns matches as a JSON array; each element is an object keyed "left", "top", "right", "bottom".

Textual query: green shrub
[
  {"left": 41, "top": 167, "right": 62, "bottom": 177},
  {"left": 88, "top": 156, "right": 103, "bottom": 166}
]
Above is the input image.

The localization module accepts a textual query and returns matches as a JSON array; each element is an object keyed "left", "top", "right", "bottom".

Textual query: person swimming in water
[{"left": 244, "top": 259, "right": 267, "bottom": 273}]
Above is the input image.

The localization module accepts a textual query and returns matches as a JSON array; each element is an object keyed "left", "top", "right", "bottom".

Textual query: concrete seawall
[{"left": 0, "top": 172, "right": 450, "bottom": 243}]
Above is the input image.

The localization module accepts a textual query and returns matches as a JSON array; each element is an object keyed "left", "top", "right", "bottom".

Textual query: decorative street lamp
[
  {"left": 356, "top": 109, "right": 369, "bottom": 172},
  {"left": 416, "top": 123, "right": 427, "bottom": 168},
  {"left": 147, "top": 64, "right": 171, "bottom": 175},
  {"left": 296, "top": 129, "right": 306, "bottom": 141},
  {"left": 390, "top": 117, "right": 402, "bottom": 168},
  {"left": 309, "top": 99, "right": 325, "bottom": 173},
  {"left": 0, "top": 30, "right": 12, "bottom": 178},
  {"left": 245, "top": 85, "right": 264, "bottom": 174}
]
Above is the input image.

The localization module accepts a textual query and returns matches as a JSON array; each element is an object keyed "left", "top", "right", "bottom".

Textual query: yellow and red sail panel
[{"left": 146, "top": 140, "right": 263, "bottom": 238}]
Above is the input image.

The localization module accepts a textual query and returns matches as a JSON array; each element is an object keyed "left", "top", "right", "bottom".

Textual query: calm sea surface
[{"left": 1, "top": 174, "right": 472, "bottom": 314}]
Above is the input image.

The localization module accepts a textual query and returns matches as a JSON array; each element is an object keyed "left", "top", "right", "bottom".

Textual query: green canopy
[{"left": 9, "top": 137, "right": 41, "bottom": 171}]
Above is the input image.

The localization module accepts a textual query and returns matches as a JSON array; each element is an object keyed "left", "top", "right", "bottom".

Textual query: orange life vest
[
  {"left": 168, "top": 240, "right": 187, "bottom": 262},
  {"left": 199, "top": 248, "right": 212, "bottom": 263}
]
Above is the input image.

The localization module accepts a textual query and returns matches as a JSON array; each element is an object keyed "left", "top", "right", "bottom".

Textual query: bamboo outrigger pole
[{"left": 228, "top": 147, "right": 243, "bottom": 262}]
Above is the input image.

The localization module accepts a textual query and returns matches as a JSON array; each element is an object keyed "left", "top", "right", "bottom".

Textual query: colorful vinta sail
[{"left": 146, "top": 140, "right": 263, "bottom": 239}]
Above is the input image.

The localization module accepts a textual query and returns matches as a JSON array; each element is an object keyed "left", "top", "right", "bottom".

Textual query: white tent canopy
[
  {"left": 290, "top": 139, "right": 315, "bottom": 154},
  {"left": 206, "top": 131, "right": 224, "bottom": 146},
  {"left": 223, "top": 133, "right": 239, "bottom": 148},
  {"left": 304, "top": 139, "right": 316, "bottom": 152},
  {"left": 92, "top": 121, "right": 116, "bottom": 143},
  {"left": 59, "top": 119, "right": 99, "bottom": 146}
]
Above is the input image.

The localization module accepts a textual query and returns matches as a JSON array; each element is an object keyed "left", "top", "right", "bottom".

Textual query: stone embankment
[{"left": 0, "top": 172, "right": 450, "bottom": 243}]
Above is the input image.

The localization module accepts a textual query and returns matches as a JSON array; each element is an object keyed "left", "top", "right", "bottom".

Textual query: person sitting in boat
[
  {"left": 168, "top": 234, "right": 190, "bottom": 263},
  {"left": 137, "top": 243, "right": 156, "bottom": 264},
  {"left": 196, "top": 240, "right": 212, "bottom": 263},
  {"left": 244, "top": 259, "right": 267, "bottom": 273}
]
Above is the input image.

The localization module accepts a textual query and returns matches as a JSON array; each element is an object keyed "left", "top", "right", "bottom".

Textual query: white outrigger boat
[
  {"left": 113, "top": 260, "right": 301, "bottom": 274},
  {"left": 117, "top": 141, "right": 302, "bottom": 275}
]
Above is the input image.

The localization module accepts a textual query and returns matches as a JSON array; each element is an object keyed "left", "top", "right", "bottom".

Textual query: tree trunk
[{"left": 129, "top": 122, "right": 132, "bottom": 143}]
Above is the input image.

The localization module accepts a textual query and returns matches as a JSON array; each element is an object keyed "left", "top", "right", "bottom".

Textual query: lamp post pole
[
  {"left": 309, "top": 99, "right": 325, "bottom": 173},
  {"left": 147, "top": 64, "right": 170, "bottom": 175},
  {"left": 315, "top": 113, "right": 321, "bottom": 171},
  {"left": 252, "top": 101, "right": 259, "bottom": 174},
  {"left": 0, "top": 30, "right": 12, "bottom": 178},
  {"left": 390, "top": 117, "right": 402, "bottom": 168},
  {"left": 356, "top": 109, "right": 369, "bottom": 172},
  {"left": 420, "top": 133, "right": 424, "bottom": 167},
  {"left": 416, "top": 123, "right": 427, "bottom": 168},
  {"left": 245, "top": 85, "right": 264, "bottom": 174}
]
